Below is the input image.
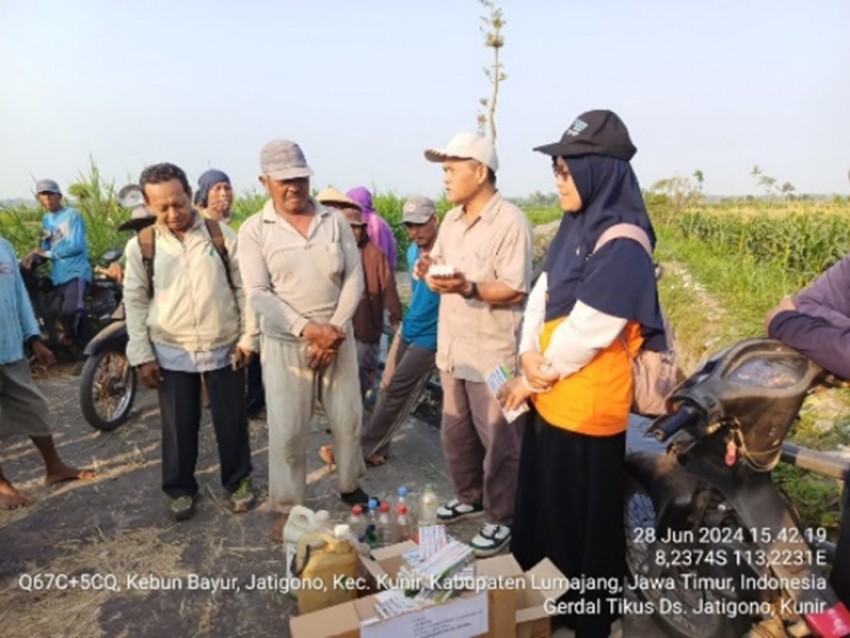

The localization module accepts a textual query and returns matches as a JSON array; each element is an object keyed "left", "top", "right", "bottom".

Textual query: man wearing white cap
[
  {"left": 238, "top": 139, "right": 372, "bottom": 540},
  {"left": 417, "top": 133, "right": 533, "bottom": 557}
]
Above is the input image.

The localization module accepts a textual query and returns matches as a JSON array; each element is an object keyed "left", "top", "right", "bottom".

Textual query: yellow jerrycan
[{"left": 294, "top": 524, "right": 358, "bottom": 614}]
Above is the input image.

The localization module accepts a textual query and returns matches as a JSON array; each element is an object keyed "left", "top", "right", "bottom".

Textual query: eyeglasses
[{"left": 552, "top": 161, "right": 571, "bottom": 180}]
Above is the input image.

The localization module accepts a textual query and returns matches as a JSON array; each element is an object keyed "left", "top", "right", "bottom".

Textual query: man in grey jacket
[{"left": 124, "top": 162, "right": 257, "bottom": 521}]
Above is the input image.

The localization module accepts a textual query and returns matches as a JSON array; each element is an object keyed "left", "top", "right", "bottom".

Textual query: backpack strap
[
  {"left": 138, "top": 220, "right": 236, "bottom": 300},
  {"left": 593, "top": 224, "right": 665, "bottom": 355},
  {"left": 203, "top": 218, "right": 236, "bottom": 294},
  {"left": 138, "top": 225, "right": 156, "bottom": 300},
  {"left": 593, "top": 223, "right": 653, "bottom": 258}
]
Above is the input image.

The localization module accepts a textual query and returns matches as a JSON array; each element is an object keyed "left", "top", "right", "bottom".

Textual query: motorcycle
[
  {"left": 78, "top": 184, "right": 153, "bottom": 431},
  {"left": 20, "top": 249, "right": 124, "bottom": 353},
  {"left": 624, "top": 338, "right": 850, "bottom": 637},
  {"left": 78, "top": 273, "right": 135, "bottom": 431}
]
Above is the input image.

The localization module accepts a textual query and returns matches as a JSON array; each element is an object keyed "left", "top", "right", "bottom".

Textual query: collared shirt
[
  {"left": 430, "top": 192, "right": 533, "bottom": 381},
  {"left": 0, "top": 238, "right": 41, "bottom": 365},
  {"left": 237, "top": 199, "right": 364, "bottom": 342},
  {"left": 40, "top": 206, "right": 92, "bottom": 284}
]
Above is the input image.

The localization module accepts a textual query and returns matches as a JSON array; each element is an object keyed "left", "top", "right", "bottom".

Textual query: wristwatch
[{"left": 461, "top": 281, "right": 479, "bottom": 300}]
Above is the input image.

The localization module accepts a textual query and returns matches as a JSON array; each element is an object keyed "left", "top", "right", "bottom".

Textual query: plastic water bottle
[
  {"left": 365, "top": 497, "right": 380, "bottom": 548},
  {"left": 376, "top": 502, "right": 397, "bottom": 547},
  {"left": 347, "top": 505, "right": 367, "bottom": 543},
  {"left": 396, "top": 504, "right": 413, "bottom": 542},
  {"left": 398, "top": 485, "right": 416, "bottom": 526},
  {"left": 419, "top": 483, "right": 439, "bottom": 526}
]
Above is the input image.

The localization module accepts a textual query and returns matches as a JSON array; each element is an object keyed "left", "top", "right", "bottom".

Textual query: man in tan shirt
[
  {"left": 417, "top": 133, "right": 533, "bottom": 557},
  {"left": 238, "top": 139, "right": 372, "bottom": 540}
]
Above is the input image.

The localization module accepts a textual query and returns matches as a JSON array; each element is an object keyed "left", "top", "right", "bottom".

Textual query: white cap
[
  {"left": 334, "top": 524, "right": 351, "bottom": 539},
  {"left": 424, "top": 132, "right": 499, "bottom": 171}
]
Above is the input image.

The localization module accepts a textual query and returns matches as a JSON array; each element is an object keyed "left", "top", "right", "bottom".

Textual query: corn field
[{"left": 651, "top": 199, "right": 850, "bottom": 289}]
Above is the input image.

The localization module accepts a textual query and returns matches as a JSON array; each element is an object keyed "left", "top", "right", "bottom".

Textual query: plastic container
[
  {"left": 397, "top": 485, "right": 408, "bottom": 508},
  {"left": 283, "top": 506, "right": 331, "bottom": 584},
  {"left": 347, "top": 505, "right": 367, "bottom": 543},
  {"left": 376, "top": 502, "right": 397, "bottom": 547},
  {"left": 295, "top": 525, "right": 358, "bottom": 614},
  {"left": 396, "top": 503, "right": 413, "bottom": 542},
  {"left": 365, "top": 497, "right": 380, "bottom": 548},
  {"left": 419, "top": 483, "right": 439, "bottom": 526}
]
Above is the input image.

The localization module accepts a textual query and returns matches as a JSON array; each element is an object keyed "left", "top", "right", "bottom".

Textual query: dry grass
[{"left": 0, "top": 528, "right": 185, "bottom": 638}]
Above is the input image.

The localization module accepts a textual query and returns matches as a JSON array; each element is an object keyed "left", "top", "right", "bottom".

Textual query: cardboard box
[{"left": 290, "top": 542, "right": 568, "bottom": 638}]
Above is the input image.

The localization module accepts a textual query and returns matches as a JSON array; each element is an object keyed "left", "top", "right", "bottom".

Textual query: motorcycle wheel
[
  {"left": 623, "top": 477, "right": 752, "bottom": 638},
  {"left": 79, "top": 348, "right": 136, "bottom": 431}
]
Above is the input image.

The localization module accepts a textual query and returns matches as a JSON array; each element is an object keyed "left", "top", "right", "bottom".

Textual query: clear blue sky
[{"left": 1, "top": 0, "right": 848, "bottom": 201}]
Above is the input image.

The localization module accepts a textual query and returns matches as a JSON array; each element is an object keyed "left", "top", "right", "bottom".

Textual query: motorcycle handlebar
[{"left": 650, "top": 404, "right": 702, "bottom": 443}]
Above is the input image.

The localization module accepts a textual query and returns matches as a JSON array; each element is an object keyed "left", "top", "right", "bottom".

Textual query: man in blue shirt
[
  {"left": 22, "top": 179, "right": 92, "bottom": 350},
  {"left": 359, "top": 196, "right": 441, "bottom": 466},
  {"left": 0, "top": 237, "right": 94, "bottom": 509}
]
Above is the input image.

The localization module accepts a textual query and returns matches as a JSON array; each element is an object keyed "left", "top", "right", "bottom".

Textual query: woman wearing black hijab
[{"left": 498, "top": 110, "right": 665, "bottom": 638}]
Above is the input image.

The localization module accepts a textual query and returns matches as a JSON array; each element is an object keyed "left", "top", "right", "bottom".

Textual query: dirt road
[{"left": 0, "top": 367, "right": 665, "bottom": 637}]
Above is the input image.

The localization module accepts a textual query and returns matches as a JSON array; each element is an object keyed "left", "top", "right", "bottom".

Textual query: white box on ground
[
  {"left": 360, "top": 591, "right": 488, "bottom": 638},
  {"left": 290, "top": 540, "right": 570, "bottom": 638}
]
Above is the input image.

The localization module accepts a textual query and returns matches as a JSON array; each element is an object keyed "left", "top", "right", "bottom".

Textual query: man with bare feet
[{"left": 1, "top": 236, "right": 94, "bottom": 510}]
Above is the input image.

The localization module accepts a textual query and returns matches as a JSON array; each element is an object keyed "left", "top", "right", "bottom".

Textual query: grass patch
[{"left": 654, "top": 216, "right": 849, "bottom": 534}]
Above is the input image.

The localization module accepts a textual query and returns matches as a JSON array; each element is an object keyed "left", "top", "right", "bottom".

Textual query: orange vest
[{"left": 532, "top": 317, "right": 643, "bottom": 436}]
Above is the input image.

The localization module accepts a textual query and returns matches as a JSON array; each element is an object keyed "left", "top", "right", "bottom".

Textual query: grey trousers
[
  {"left": 263, "top": 330, "right": 366, "bottom": 513},
  {"left": 439, "top": 371, "right": 524, "bottom": 526},
  {"left": 360, "top": 338, "right": 435, "bottom": 459},
  {"left": 355, "top": 339, "right": 381, "bottom": 398}
]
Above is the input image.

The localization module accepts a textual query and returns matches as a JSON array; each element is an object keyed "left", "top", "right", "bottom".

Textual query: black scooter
[{"left": 624, "top": 338, "right": 850, "bottom": 638}]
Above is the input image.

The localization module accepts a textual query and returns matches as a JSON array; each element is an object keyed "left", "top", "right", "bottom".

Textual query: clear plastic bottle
[
  {"left": 347, "top": 505, "right": 367, "bottom": 543},
  {"left": 398, "top": 485, "right": 416, "bottom": 526},
  {"left": 365, "top": 497, "right": 380, "bottom": 548},
  {"left": 396, "top": 503, "right": 413, "bottom": 542},
  {"left": 419, "top": 483, "right": 439, "bottom": 526},
  {"left": 397, "top": 485, "right": 408, "bottom": 508},
  {"left": 376, "top": 502, "right": 397, "bottom": 547}
]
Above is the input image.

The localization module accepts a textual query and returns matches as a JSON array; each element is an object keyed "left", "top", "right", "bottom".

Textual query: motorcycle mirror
[{"left": 118, "top": 184, "right": 144, "bottom": 209}]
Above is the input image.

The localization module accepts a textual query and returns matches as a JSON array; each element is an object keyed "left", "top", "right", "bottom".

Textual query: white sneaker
[
  {"left": 436, "top": 499, "right": 484, "bottom": 523},
  {"left": 469, "top": 523, "right": 510, "bottom": 557}
]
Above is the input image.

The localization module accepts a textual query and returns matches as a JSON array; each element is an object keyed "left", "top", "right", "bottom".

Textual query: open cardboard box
[{"left": 290, "top": 541, "right": 568, "bottom": 638}]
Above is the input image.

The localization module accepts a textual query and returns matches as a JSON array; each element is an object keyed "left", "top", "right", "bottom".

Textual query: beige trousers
[{"left": 262, "top": 328, "right": 366, "bottom": 513}]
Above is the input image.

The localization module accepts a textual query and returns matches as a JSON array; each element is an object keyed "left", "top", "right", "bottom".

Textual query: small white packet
[{"left": 486, "top": 364, "right": 530, "bottom": 423}]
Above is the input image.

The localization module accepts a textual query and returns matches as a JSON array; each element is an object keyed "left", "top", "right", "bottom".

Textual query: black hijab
[{"left": 542, "top": 155, "right": 665, "bottom": 349}]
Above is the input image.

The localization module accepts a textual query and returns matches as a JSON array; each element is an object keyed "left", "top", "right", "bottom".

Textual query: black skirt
[{"left": 511, "top": 410, "right": 626, "bottom": 638}]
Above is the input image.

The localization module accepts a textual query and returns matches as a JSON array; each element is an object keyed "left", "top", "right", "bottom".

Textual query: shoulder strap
[
  {"left": 593, "top": 223, "right": 653, "bottom": 259},
  {"left": 138, "top": 226, "right": 156, "bottom": 299},
  {"left": 203, "top": 218, "right": 236, "bottom": 293}
]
